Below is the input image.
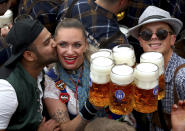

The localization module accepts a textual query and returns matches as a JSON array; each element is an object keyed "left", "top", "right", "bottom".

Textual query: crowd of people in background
[{"left": 0, "top": 0, "right": 185, "bottom": 131}]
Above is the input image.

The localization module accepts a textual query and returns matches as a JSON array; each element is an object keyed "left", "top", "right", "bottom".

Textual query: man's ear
[
  {"left": 170, "top": 34, "right": 176, "bottom": 46},
  {"left": 23, "top": 51, "right": 36, "bottom": 62},
  {"left": 138, "top": 37, "right": 144, "bottom": 47}
]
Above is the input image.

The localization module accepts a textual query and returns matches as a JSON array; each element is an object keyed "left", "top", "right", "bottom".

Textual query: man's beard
[
  {"left": 39, "top": 55, "right": 58, "bottom": 66},
  {"left": 35, "top": 51, "right": 58, "bottom": 67}
]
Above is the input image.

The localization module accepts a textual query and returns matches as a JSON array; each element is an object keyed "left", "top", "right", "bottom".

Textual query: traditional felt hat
[{"left": 129, "top": 6, "right": 183, "bottom": 39}]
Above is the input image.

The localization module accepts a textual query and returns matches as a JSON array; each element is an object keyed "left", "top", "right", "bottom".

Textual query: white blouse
[{"left": 44, "top": 75, "right": 79, "bottom": 115}]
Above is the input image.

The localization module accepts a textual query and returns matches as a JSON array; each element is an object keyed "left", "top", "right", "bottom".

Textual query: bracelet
[{"left": 79, "top": 99, "right": 97, "bottom": 120}]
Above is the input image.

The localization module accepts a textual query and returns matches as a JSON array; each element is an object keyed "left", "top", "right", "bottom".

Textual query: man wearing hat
[
  {"left": 0, "top": 0, "right": 19, "bottom": 66},
  {"left": 0, "top": 18, "right": 60, "bottom": 131},
  {"left": 129, "top": 6, "right": 185, "bottom": 130}
]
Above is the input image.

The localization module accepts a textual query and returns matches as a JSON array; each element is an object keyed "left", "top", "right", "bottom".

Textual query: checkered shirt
[
  {"left": 57, "top": 0, "right": 127, "bottom": 48},
  {"left": 147, "top": 52, "right": 185, "bottom": 131}
]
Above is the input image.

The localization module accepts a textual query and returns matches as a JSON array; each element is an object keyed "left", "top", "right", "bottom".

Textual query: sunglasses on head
[{"left": 139, "top": 29, "right": 172, "bottom": 41}]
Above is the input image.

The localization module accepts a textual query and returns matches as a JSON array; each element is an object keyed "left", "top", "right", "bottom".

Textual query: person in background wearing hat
[
  {"left": 0, "top": 0, "right": 19, "bottom": 66},
  {"left": 120, "top": 0, "right": 185, "bottom": 31},
  {"left": 118, "top": 0, "right": 185, "bottom": 63},
  {"left": 0, "top": 18, "right": 59, "bottom": 131},
  {"left": 129, "top": 6, "right": 185, "bottom": 131},
  {"left": 0, "top": 0, "right": 19, "bottom": 36}
]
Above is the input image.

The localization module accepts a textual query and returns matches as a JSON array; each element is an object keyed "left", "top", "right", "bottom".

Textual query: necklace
[{"left": 69, "top": 67, "right": 83, "bottom": 112}]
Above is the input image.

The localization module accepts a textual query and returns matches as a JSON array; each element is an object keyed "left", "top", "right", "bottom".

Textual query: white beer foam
[
  {"left": 110, "top": 65, "right": 134, "bottom": 85},
  {"left": 91, "top": 57, "right": 113, "bottom": 74},
  {"left": 134, "top": 63, "right": 159, "bottom": 82},
  {"left": 90, "top": 49, "right": 112, "bottom": 62},
  {"left": 135, "top": 78, "right": 158, "bottom": 90},
  {"left": 113, "top": 46, "right": 135, "bottom": 66},
  {"left": 90, "top": 57, "right": 113, "bottom": 84},
  {"left": 140, "top": 52, "right": 164, "bottom": 75},
  {"left": 0, "top": 10, "right": 13, "bottom": 28},
  {"left": 90, "top": 72, "right": 110, "bottom": 84}
]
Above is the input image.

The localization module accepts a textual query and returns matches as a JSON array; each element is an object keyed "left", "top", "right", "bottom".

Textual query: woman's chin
[{"left": 64, "top": 66, "right": 76, "bottom": 70}]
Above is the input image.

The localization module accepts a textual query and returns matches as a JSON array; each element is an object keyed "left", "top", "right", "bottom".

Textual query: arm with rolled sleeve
[{"left": 0, "top": 79, "right": 18, "bottom": 130}]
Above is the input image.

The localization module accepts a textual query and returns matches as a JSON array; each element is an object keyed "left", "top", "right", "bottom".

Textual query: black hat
[{"left": 4, "top": 18, "right": 44, "bottom": 67}]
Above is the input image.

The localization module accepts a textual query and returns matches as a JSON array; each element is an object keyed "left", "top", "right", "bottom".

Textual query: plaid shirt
[
  {"left": 57, "top": 0, "right": 127, "bottom": 48},
  {"left": 18, "top": 0, "right": 127, "bottom": 48},
  {"left": 121, "top": 0, "right": 185, "bottom": 30},
  {"left": 146, "top": 52, "right": 185, "bottom": 131},
  {"left": 18, "top": 0, "right": 62, "bottom": 34},
  {"left": 163, "top": 52, "right": 185, "bottom": 113}
]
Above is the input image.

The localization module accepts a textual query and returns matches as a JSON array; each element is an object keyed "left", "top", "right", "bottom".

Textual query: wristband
[{"left": 79, "top": 99, "right": 97, "bottom": 120}]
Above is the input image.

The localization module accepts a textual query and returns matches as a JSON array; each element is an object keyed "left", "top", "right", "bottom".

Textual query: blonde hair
[
  {"left": 55, "top": 18, "right": 99, "bottom": 62},
  {"left": 84, "top": 117, "right": 136, "bottom": 131},
  {"left": 54, "top": 18, "right": 87, "bottom": 38}
]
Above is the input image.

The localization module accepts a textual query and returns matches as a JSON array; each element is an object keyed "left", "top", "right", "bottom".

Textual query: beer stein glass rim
[
  {"left": 136, "top": 62, "right": 158, "bottom": 73},
  {"left": 140, "top": 51, "right": 163, "bottom": 61},
  {"left": 113, "top": 44, "right": 134, "bottom": 51},
  {"left": 112, "top": 44, "right": 135, "bottom": 58},
  {"left": 91, "top": 56, "right": 114, "bottom": 67},
  {"left": 140, "top": 52, "right": 164, "bottom": 75},
  {"left": 134, "top": 62, "right": 159, "bottom": 82},
  {"left": 111, "top": 64, "right": 134, "bottom": 85},
  {"left": 111, "top": 64, "right": 134, "bottom": 76},
  {"left": 90, "top": 49, "right": 112, "bottom": 62},
  {"left": 99, "top": 48, "right": 112, "bottom": 53}
]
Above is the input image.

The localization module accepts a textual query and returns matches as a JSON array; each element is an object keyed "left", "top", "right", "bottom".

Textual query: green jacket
[{"left": 6, "top": 63, "right": 42, "bottom": 131}]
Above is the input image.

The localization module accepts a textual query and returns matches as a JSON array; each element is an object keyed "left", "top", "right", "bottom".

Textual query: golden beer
[
  {"left": 134, "top": 63, "right": 159, "bottom": 113},
  {"left": 140, "top": 52, "right": 165, "bottom": 100},
  {"left": 158, "top": 74, "right": 165, "bottom": 100},
  {"left": 109, "top": 65, "right": 134, "bottom": 115},
  {"left": 89, "top": 57, "right": 114, "bottom": 107},
  {"left": 89, "top": 82, "right": 111, "bottom": 107},
  {"left": 112, "top": 44, "right": 136, "bottom": 67}
]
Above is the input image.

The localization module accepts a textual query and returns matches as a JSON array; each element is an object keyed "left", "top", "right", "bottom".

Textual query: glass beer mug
[
  {"left": 112, "top": 44, "right": 136, "bottom": 67},
  {"left": 134, "top": 63, "right": 159, "bottom": 113},
  {"left": 140, "top": 52, "right": 165, "bottom": 100},
  {"left": 90, "top": 49, "right": 112, "bottom": 62},
  {"left": 89, "top": 57, "right": 114, "bottom": 107},
  {"left": 109, "top": 65, "right": 135, "bottom": 115}
]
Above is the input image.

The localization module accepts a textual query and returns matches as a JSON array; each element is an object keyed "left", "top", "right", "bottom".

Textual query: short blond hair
[{"left": 84, "top": 117, "right": 136, "bottom": 131}]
